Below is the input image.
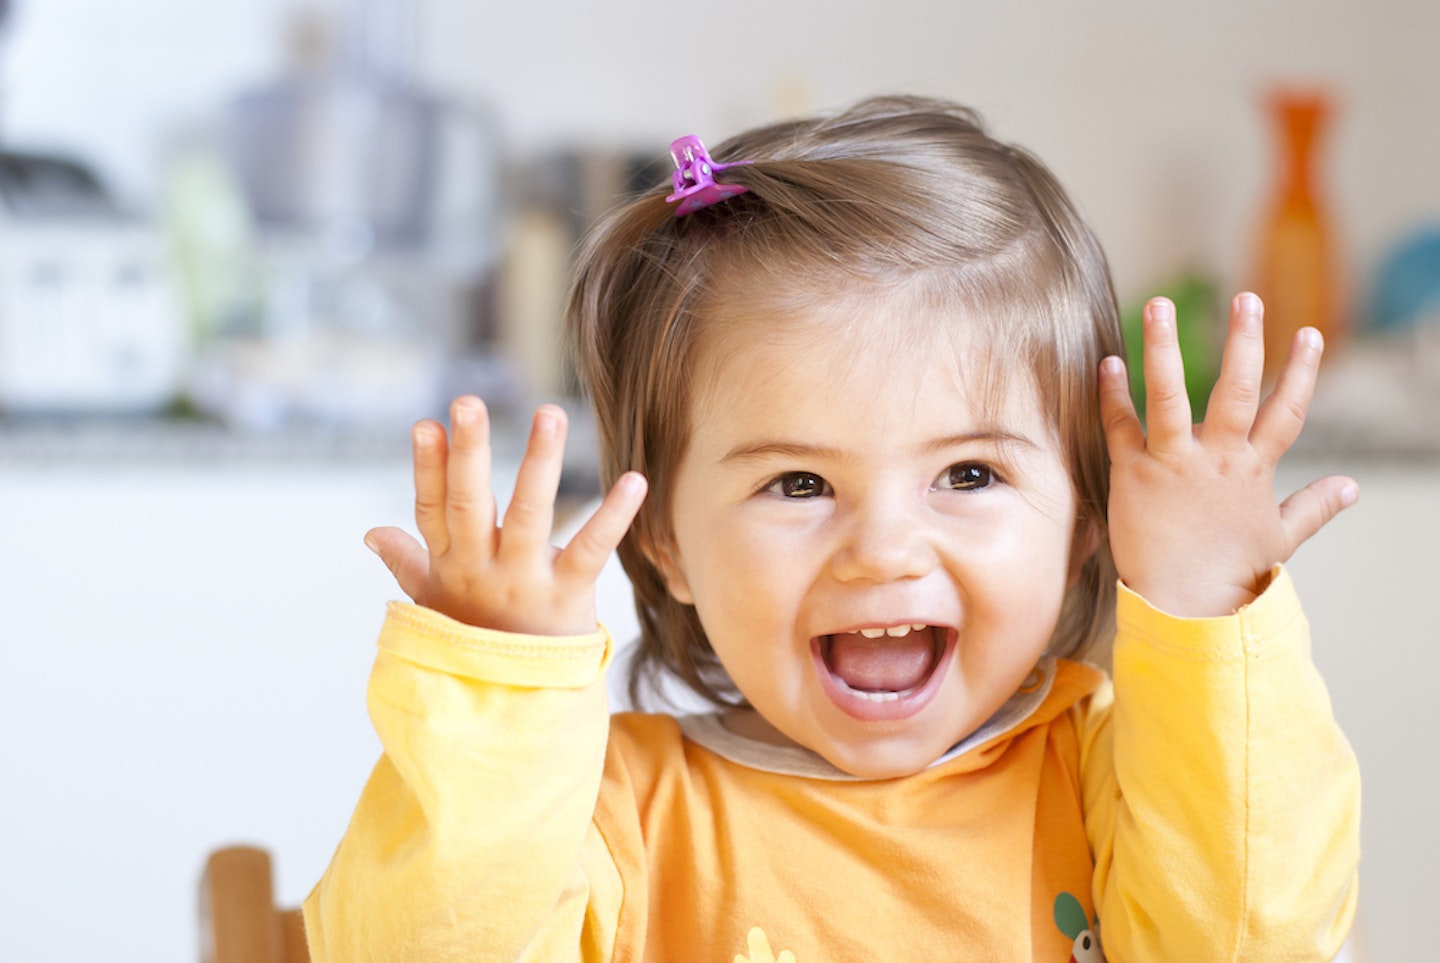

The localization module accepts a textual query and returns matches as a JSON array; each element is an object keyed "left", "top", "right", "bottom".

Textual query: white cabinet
[
  {"left": 1274, "top": 460, "right": 1440, "bottom": 962},
  {"left": 1, "top": 453, "right": 420, "bottom": 962}
]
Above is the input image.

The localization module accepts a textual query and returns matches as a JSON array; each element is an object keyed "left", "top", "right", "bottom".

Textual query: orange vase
[{"left": 1253, "top": 89, "right": 1341, "bottom": 379}]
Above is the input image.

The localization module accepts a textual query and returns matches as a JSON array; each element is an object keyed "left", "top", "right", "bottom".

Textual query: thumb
[
  {"left": 364, "top": 526, "right": 431, "bottom": 602},
  {"left": 1278, "top": 475, "right": 1359, "bottom": 558}
]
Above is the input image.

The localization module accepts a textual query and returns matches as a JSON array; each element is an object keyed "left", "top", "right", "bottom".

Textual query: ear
[
  {"left": 640, "top": 533, "right": 694, "bottom": 605},
  {"left": 1066, "top": 516, "right": 1102, "bottom": 590}
]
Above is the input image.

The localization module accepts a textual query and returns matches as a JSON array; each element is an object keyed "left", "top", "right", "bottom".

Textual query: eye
[
  {"left": 764, "top": 472, "right": 832, "bottom": 499},
  {"left": 933, "top": 463, "right": 995, "bottom": 492}
]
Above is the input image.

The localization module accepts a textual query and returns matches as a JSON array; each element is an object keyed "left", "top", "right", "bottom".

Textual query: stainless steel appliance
[
  {"left": 194, "top": 0, "right": 505, "bottom": 430},
  {"left": 0, "top": 151, "right": 187, "bottom": 413}
]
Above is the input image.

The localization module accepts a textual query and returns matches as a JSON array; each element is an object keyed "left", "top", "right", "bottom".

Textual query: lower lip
[{"left": 810, "top": 630, "right": 956, "bottom": 722}]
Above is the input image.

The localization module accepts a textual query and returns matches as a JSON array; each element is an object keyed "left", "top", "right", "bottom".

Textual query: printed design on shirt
[
  {"left": 735, "top": 926, "right": 797, "bottom": 963},
  {"left": 1054, "top": 892, "right": 1105, "bottom": 963}
]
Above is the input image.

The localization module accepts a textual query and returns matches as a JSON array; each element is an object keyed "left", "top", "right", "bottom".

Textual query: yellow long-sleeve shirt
[{"left": 304, "top": 568, "right": 1359, "bottom": 962}]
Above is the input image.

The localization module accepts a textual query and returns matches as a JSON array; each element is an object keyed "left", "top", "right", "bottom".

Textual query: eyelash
[{"left": 760, "top": 463, "right": 1000, "bottom": 499}]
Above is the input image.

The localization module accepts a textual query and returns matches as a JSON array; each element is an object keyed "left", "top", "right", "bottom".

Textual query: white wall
[
  {"left": 4, "top": 0, "right": 1439, "bottom": 308},
  {"left": 420, "top": 0, "right": 1440, "bottom": 308},
  {"left": 0, "top": 0, "right": 316, "bottom": 204}
]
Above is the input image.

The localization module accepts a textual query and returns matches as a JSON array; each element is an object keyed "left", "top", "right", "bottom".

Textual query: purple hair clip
[{"left": 666, "top": 134, "right": 752, "bottom": 217}]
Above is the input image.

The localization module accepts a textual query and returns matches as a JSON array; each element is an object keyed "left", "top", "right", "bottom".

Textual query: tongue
[{"left": 825, "top": 631, "right": 936, "bottom": 693}]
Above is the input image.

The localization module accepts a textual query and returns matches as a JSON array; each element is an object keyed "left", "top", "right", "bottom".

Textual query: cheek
[
  {"left": 974, "top": 509, "right": 1075, "bottom": 579},
  {"left": 679, "top": 506, "right": 811, "bottom": 591},
  {"left": 688, "top": 535, "right": 803, "bottom": 624},
  {"left": 679, "top": 523, "right": 823, "bottom": 677},
  {"left": 950, "top": 513, "right": 1076, "bottom": 636}
]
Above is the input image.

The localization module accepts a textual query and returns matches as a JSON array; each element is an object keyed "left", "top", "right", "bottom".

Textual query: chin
[{"left": 820, "top": 736, "right": 950, "bottom": 780}]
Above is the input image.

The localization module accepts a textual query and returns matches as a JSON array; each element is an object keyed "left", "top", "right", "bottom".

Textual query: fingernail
[
  {"left": 1149, "top": 298, "right": 1174, "bottom": 324},
  {"left": 1301, "top": 327, "right": 1324, "bottom": 351},
  {"left": 452, "top": 402, "right": 476, "bottom": 427},
  {"left": 363, "top": 533, "right": 379, "bottom": 553},
  {"left": 1340, "top": 483, "right": 1359, "bottom": 507},
  {"left": 1100, "top": 355, "right": 1125, "bottom": 377},
  {"left": 1237, "top": 292, "right": 1261, "bottom": 315}
]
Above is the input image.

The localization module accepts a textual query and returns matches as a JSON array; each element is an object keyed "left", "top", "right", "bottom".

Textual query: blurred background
[{"left": 0, "top": 0, "right": 1436, "bottom": 959}]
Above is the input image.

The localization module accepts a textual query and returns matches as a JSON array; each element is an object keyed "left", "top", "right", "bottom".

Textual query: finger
[
  {"left": 1278, "top": 474, "right": 1359, "bottom": 557},
  {"left": 444, "top": 396, "right": 498, "bottom": 557},
  {"left": 500, "top": 405, "right": 568, "bottom": 555},
  {"left": 1097, "top": 355, "right": 1145, "bottom": 459},
  {"left": 1204, "top": 292, "right": 1266, "bottom": 446},
  {"left": 411, "top": 419, "right": 450, "bottom": 555},
  {"left": 1252, "top": 326, "right": 1324, "bottom": 463},
  {"left": 364, "top": 526, "right": 432, "bottom": 601},
  {"left": 1140, "top": 297, "right": 1193, "bottom": 453},
  {"left": 556, "top": 471, "right": 649, "bottom": 583}
]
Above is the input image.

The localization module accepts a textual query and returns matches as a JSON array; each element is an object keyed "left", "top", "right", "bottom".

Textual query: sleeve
[
  {"left": 1076, "top": 566, "right": 1360, "bottom": 963},
  {"left": 302, "top": 601, "right": 628, "bottom": 962}
]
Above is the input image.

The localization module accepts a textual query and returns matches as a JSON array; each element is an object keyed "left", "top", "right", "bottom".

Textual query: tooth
[
  {"left": 911, "top": 623, "right": 927, "bottom": 631},
  {"left": 885, "top": 625, "right": 911, "bottom": 637},
  {"left": 859, "top": 628, "right": 886, "bottom": 639},
  {"left": 837, "top": 678, "right": 907, "bottom": 703}
]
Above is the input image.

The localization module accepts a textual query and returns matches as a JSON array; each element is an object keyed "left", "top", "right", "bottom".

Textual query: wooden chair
[{"left": 200, "top": 845, "right": 309, "bottom": 963}]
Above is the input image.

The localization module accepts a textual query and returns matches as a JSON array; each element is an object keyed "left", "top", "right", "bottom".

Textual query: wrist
[{"left": 1120, "top": 569, "right": 1274, "bottom": 619}]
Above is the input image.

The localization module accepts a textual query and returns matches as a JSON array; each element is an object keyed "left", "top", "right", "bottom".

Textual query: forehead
[{"left": 689, "top": 280, "right": 1048, "bottom": 439}]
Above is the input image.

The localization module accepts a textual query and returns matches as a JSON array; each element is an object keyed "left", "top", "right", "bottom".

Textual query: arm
[
  {"left": 304, "top": 398, "right": 647, "bottom": 961},
  {"left": 1081, "top": 569, "right": 1360, "bottom": 962},
  {"left": 1087, "top": 294, "right": 1360, "bottom": 961}
]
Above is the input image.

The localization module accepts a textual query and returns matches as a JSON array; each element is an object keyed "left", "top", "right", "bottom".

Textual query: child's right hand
[{"left": 364, "top": 396, "right": 648, "bottom": 636}]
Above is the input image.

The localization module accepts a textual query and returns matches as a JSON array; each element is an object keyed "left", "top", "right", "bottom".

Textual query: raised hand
[
  {"left": 365, "top": 396, "right": 648, "bottom": 636},
  {"left": 1098, "top": 292, "right": 1358, "bottom": 617}
]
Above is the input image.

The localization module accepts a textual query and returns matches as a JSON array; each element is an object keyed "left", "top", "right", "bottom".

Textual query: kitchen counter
[
  {"left": 0, "top": 409, "right": 607, "bottom": 493},
  {"left": 0, "top": 417, "right": 411, "bottom": 466}
]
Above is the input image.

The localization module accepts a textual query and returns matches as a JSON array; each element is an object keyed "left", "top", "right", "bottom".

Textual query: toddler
[{"left": 305, "top": 96, "right": 1360, "bottom": 962}]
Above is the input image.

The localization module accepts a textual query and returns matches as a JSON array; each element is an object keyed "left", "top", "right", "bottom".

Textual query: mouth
[{"left": 811, "top": 622, "right": 955, "bottom": 721}]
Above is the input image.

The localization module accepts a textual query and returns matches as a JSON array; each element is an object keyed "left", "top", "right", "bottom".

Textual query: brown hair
[{"left": 565, "top": 95, "right": 1124, "bottom": 710}]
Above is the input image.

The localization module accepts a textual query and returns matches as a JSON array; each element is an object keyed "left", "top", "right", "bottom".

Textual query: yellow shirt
[{"left": 304, "top": 568, "right": 1358, "bottom": 961}]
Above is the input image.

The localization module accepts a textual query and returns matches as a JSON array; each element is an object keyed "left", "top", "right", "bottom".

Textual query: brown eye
[
  {"left": 934, "top": 463, "right": 994, "bottom": 491},
  {"left": 768, "top": 472, "right": 831, "bottom": 498}
]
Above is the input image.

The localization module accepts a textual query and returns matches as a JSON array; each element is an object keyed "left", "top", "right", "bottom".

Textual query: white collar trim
[{"left": 675, "top": 657, "right": 1058, "bottom": 781}]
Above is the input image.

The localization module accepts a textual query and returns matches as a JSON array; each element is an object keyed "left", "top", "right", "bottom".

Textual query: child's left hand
[{"left": 1098, "top": 292, "right": 1359, "bottom": 617}]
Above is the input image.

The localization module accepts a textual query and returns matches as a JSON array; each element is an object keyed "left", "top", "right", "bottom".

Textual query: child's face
[{"left": 656, "top": 291, "right": 1090, "bottom": 779}]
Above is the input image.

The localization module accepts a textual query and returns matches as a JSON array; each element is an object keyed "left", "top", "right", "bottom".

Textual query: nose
[{"left": 829, "top": 495, "right": 940, "bottom": 584}]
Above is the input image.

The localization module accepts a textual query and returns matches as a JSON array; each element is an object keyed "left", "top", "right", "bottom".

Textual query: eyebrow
[{"left": 720, "top": 430, "right": 1040, "bottom": 464}]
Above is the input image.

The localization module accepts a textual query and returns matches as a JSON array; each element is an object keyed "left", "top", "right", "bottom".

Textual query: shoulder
[{"left": 603, "top": 711, "right": 692, "bottom": 786}]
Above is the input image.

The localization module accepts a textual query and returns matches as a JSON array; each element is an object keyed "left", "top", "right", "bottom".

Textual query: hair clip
[{"left": 666, "top": 135, "right": 752, "bottom": 217}]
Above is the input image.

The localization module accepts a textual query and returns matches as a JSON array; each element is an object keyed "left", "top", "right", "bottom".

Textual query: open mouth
[{"left": 812, "top": 623, "right": 953, "bottom": 720}]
